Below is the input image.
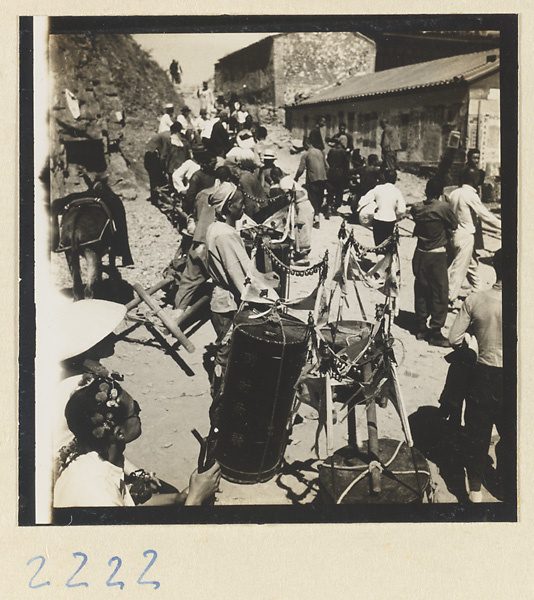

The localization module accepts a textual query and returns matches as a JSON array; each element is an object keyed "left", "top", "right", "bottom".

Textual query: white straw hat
[{"left": 55, "top": 300, "right": 126, "bottom": 362}]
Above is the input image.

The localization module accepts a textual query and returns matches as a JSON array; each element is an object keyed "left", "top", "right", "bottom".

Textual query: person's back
[
  {"left": 239, "top": 169, "right": 267, "bottom": 218},
  {"left": 447, "top": 250, "right": 505, "bottom": 502},
  {"left": 450, "top": 285, "right": 502, "bottom": 367},
  {"left": 327, "top": 146, "right": 349, "bottom": 172},
  {"left": 54, "top": 451, "right": 135, "bottom": 507},
  {"left": 411, "top": 197, "right": 457, "bottom": 252},
  {"left": 304, "top": 147, "right": 327, "bottom": 183},
  {"left": 158, "top": 112, "right": 174, "bottom": 134},
  {"left": 185, "top": 168, "right": 216, "bottom": 214},
  {"left": 373, "top": 182, "right": 405, "bottom": 222}
]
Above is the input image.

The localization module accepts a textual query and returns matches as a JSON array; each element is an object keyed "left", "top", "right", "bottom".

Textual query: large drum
[
  {"left": 318, "top": 440, "right": 431, "bottom": 504},
  {"left": 214, "top": 310, "right": 309, "bottom": 483}
]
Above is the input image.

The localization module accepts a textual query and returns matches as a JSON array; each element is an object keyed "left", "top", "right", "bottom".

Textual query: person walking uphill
[
  {"left": 411, "top": 177, "right": 458, "bottom": 347},
  {"left": 448, "top": 249, "right": 510, "bottom": 503}
]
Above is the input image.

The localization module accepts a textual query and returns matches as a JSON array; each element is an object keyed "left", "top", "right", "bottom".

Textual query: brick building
[
  {"left": 286, "top": 49, "right": 500, "bottom": 180},
  {"left": 214, "top": 32, "right": 376, "bottom": 109}
]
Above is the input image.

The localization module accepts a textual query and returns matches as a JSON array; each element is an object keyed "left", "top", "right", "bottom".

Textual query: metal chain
[
  {"left": 262, "top": 242, "right": 329, "bottom": 279},
  {"left": 240, "top": 188, "right": 286, "bottom": 207},
  {"left": 340, "top": 224, "right": 399, "bottom": 258}
]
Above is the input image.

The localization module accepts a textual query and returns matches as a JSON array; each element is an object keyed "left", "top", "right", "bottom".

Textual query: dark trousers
[
  {"left": 412, "top": 249, "right": 448, "bottom": 332},
  {"left": 382, "top": 150, "right": 398, "bottom": 171},
  {"left": 439, "top": 356, "right": 475, "bottom": 425},
  {"left": 144, "top": 151, "right": 166, "bottom": 200},
  {"left": 373, "top": 219, "right": 395, "bottom": 247},
  {"left": 306, "top": 180, "right": 325, "bottom": 214},
  {"left": 210, "top": 311, "right": 234, "bottom": 397},
  {"left": 464, "top": 365, "right": 512, "bottom": 492},
  {"left": 209, "top": 311, "right": 235, "bottom": 427},
  {"left": 174, "top": 243, "right": 208, "bottom": 310},
  {"left": 326, "top": 178, "right": 346, "bottom": 210}
]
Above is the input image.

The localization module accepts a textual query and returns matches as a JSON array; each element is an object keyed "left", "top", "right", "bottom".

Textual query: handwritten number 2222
[{"left": 27, "top": 550, "right": 160, "bottom": 589}]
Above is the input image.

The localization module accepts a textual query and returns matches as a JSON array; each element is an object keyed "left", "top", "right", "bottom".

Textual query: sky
[{"left": 133, "top": 33, "right": 273, "bottom": 88}]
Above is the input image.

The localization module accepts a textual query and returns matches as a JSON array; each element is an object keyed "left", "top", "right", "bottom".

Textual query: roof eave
[{"left": 289, "top": 63, "right": 499, "bottom": 109}]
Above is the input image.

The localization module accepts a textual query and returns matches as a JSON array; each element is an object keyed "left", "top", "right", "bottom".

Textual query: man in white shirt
[
  {"left": 447, "top": 167, "right": 501, "bottom": 308},
  {"left": 359, "top": 169, "right": 406, "bottom": 246},
  {"left": 158, "top": 103, "right": 175, "bottom": 133}
]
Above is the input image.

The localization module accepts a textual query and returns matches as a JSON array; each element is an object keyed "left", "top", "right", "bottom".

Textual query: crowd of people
[{"left": 50, "top": 97, "right": 507, "bottom": 510}]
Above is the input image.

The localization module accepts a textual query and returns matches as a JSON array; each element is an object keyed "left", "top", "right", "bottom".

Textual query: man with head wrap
[{"left": 205, "top": 182, "right": 278, "bottom": 399}]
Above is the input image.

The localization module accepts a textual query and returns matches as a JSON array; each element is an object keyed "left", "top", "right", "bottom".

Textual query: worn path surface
[{"left": 51, "top": 129, "right": 502, "bottom": 507}]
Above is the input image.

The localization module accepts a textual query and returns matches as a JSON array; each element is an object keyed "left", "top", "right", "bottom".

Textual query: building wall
[
  {"left": 272, "top": 32, "right": 376, "bottom": 107},
  {"left": 214, "top": 37, "right": 276, "bottom": 105},
  {"left": 467, "top": 71, "right": 500, "bottom": 176},
  {"left": 214, "top": 32, "right": 376, "bottom": 109},
  {"left": 287, "top": 72, "right": 499, "bottom": 176}
]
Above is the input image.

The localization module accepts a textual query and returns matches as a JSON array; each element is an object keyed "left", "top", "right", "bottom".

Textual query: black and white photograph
[{"left": 19, "top": 14, "right": 517, "bottom": 527}]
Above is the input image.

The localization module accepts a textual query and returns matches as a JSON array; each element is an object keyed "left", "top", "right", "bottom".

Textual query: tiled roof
[{"left": 296, "top": 49, "right": 500, "bottom": 106}]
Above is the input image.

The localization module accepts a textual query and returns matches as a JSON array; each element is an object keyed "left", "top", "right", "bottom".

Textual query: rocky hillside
[{"left": 49, "top": 33, "right": 183, "bottom": 200}]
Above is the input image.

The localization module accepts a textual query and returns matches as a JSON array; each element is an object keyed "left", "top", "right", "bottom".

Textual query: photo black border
[{"left": 19, "top": 13, "right": 518, "bottom": 526}]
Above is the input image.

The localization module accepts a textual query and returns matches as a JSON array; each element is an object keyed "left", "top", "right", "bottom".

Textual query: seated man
[{"left": 54, "top": 375, "right": 220, "bottom": 507}]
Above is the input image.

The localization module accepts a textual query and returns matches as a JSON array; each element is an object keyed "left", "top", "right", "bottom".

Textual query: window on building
[{"left": 338, "top": 111, "right": 345, "bottom": 126}]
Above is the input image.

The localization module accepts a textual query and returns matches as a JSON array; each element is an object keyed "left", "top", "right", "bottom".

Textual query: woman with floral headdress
[{"left": 54, "top": 374, "right": 220, "bottom": 508}]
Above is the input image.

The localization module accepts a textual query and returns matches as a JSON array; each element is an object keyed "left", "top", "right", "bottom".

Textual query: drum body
[{"left": 215, "top": 310, "right": 308, "bottom": 483}]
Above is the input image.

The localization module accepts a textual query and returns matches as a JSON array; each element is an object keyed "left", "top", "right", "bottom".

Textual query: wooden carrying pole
[
  {"left": 126, "top": 278, "right": 174, "bottom": 311},
  {"left": 132, "top": 282, "right": 195, "bottom": 354}
]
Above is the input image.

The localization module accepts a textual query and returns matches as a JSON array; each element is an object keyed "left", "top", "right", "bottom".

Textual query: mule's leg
[
  {"left": 108, "top": 248, "right": 117, "bottom": 274},
  {"left": 66, "top": 249, "right": 84, "bottom": 300},
  {"left": 84, "top": 247, "right": 101, "bottom": 299}
]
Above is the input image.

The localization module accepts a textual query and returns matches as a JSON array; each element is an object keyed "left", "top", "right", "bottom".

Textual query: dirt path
[{"left": 51, "top": 131, "right": 502, "bottom": 506}]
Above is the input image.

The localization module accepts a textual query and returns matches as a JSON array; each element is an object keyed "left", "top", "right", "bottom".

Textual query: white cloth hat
[{"left": 165, "top": 103, "right": 174, "bottom": 109}]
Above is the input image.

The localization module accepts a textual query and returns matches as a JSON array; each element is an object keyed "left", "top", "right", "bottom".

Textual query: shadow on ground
[
  {"left": 394, "top": 309, "right": 418, "bottom": 335},
  {"left": 409, "top": 405, "right": 469, "bottom": 503},
  {"left": 275, "top": 458, "right": 320, "bottom": 505}
]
